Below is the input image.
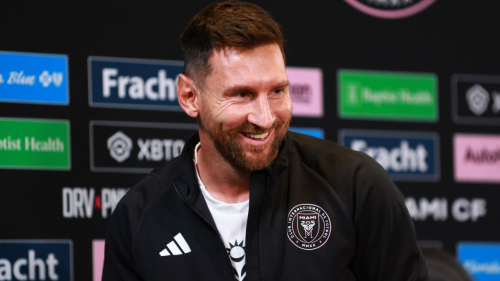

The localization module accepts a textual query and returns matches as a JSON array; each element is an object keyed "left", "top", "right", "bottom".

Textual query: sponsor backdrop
[{"left": 1, "top": 1, "right": 499, "bottom": 280}]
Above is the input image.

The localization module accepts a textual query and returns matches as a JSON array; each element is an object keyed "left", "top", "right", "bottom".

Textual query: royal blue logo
[
  {"left": 289, "top": 127, "right": 324, "bottom": 139},
  {"left": 0, "top": 51, "right": 69, "bottom": 105},
  {"left": 339, "top": 129, "right": 440, "bottom": 182},
  {"left": 0, "top": 240, "right": 72, "bottom": 281},
  {"left": 458, "top": 242, "right": 500, "bottom": 281},
  {"left": 88, "top": 56, "right": 183, "bottom": 111}
]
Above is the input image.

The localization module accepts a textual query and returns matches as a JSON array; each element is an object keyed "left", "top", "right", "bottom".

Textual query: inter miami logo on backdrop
[
  {"left": 344, "top": 0, "right": 436, "bottom": 19},
  {"left": 287, "top": 204, "right": 331, "bottom": 250}
]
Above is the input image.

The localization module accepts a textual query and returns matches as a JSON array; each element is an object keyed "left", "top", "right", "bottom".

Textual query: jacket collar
[{"left": 173, "top": 131, "right": 291, "bottom": 215}]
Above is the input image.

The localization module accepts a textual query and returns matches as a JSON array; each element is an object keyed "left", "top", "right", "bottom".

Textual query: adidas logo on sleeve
[{"left": 159, "top": 233, "right": 191, "bottom": 256}]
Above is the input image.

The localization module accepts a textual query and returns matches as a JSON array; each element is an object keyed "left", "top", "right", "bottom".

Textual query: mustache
[{"left": 232, "top": 120, "right": 287, "bottom": 135}]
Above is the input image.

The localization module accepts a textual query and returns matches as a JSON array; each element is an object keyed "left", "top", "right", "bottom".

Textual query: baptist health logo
[
  {"left": 88, "top": 56, "right": 183, "bottom": 111},
  {"left": 107, "top": 132, "right": 132, "bottom": 163},
  {"left": 0, "top": 240, "right": 72, "bottom": 281},
  {"left": 0, "top": 118, "right": 70, "bottom": 170},
  {"left": 0, "top": 51, "right": 69, "bottom": 105},
  {"left": 338, "top": 70, "right": 438, "bottom": 122}
]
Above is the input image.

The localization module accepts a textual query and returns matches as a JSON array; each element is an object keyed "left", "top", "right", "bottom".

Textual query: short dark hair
[{"left": 180, "top": 1, "right": 285, "bottom": 85}]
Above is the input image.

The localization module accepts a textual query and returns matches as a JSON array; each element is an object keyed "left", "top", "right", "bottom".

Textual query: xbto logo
[
  {"left": 90, "top": 121, "right": 196, "bottom": 173},
  {"left": 107, "top": 131, "right": 132, "bottom": 163}
]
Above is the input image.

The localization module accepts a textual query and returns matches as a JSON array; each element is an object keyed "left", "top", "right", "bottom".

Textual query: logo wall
[
  {"left": 0, "top": 118, "right": 70, "bottom": 170},
  {"left": 88, "top": 56, "right": 183, "bottom": 111},
  {"left": 339, "top": 129, "right": 440, "bottom": 182},
  {"left": 454, "top": 134, "right": 500, "bottom": 183},
  {"left": 0, "top": 51, "right": 69, "bottom": 105},
  {"left": 62, "top": 187, "right": 128, "bottom": 219},
  {"left": 338, "top": 70, "right": 438, "bottom": 122},
  {"left": 90, "top": 121, "right": 197, "bottom": 173},
  {"left": 452, "top": 75, "right": 500, "bottom": 125},
  {"left": 344, "top": 0, "right": 436, "bottom": 19},
  {"left": 0, "top": 240, "right": 72, "bottom": 281},
  {"left": 458, "top": 243, "right": 500, "bottom": 280},
  {"left": 286, "top": 67, "right": 323, "bottom": 117}
]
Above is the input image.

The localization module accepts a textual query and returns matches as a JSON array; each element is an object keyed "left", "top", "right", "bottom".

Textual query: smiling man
[{"left": 103, "top": 1, "right": 428, "bottom": 281}]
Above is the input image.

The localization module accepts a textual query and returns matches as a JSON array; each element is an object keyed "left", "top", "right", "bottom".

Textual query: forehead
[{"left": 203, "top": 44, "right": 287, "bottom": 91}]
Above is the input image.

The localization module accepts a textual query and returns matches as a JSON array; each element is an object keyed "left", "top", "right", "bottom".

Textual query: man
[{"left": 103, "top": 1, "right": 428, "bottom": 280}]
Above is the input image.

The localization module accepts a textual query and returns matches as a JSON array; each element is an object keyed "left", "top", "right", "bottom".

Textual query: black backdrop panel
[{"left": 1, "top": 1, "right": 499, "bottom": 280}]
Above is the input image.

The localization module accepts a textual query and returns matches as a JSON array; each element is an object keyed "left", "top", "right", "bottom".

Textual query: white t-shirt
[{"left": 194, "top": 143, "right": 249, "bottom": 281}]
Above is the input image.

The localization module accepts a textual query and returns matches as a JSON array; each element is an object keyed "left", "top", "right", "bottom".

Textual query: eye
[
  {"left": 234, "top": 92, "right": 251, "bottom": 99},
  {"left": 272, "top": 88, "right": 285, "bottom": 95}
]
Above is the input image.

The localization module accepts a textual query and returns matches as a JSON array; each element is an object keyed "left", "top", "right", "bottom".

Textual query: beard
[{"left": 199, "top": 108, "right": 290, "bottom": 172}]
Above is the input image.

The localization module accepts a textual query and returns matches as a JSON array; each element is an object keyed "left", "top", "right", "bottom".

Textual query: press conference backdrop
[{"left": 1, "top": 1, "right": 499, "bottom": 280}]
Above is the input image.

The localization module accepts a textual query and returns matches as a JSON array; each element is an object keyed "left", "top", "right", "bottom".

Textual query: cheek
[
  {"left": 219, "top": 106, "right": 250, "bottom": 129},
  {"left": 272, "top": 98, "right": 293, "bottom": 121}
]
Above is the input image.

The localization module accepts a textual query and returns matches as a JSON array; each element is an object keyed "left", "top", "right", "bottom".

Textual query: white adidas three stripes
[{"left": 159, "top": 233, "right": 192, "bottom": 256}]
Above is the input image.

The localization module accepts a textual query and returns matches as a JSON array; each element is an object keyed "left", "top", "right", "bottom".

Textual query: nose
[{"left": 247, "top": 94, "right": 275, "bottom": 129}]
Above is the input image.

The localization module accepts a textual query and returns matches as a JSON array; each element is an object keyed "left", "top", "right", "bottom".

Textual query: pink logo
[
  {"left": 454, "top": 134, "right": 500, "bottom": 183},
  {"left": 286, "top": 67, "right": 323, "bottom": 117},
  {"left": 287, "top": 204, "right": 331, "bottom": 250},
  {"left": 93, "top": 240, "right": 105, "bottom": 281},
  {"left": 345, "top": 0, "right": 436, "bottom": 19}
]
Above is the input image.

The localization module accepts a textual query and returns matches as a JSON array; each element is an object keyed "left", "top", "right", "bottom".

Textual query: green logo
[
  {"left": 338, "top": 70, "right": 438, "bottom": 121},
  {"left": 0, "top": 118, "right": 70, "bottom": 170}
]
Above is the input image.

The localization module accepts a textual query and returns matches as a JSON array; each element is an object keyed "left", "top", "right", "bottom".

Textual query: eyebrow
[{"left": 223, "top": 80, "right": 289, "bottom": 96}]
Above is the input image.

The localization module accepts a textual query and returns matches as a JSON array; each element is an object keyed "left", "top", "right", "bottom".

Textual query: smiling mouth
[{"left": 242, "top": 131, "right": 269, "bottom": 140}]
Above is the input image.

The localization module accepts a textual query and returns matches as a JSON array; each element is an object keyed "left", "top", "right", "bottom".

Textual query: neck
[{"left": 196, "top": 132, "right": 250, "bottom": 204}]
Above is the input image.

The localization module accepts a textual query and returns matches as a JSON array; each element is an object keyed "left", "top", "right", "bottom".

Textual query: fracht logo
[
  {"left": 88, "top": 56, "right": 183, "bottom": 111},
  {"left": 339, "top": 130, "right": 440, "bottom": 182},
  {"left": 338, "top": 70, "right": 438, "bottom": 122},
  {"left": 0, "top": 240, "right": 72, "bottom": 281},
  {"left": 0, "top": 51, "right": 69, "bottom": 105},
  {"left": 458, "top": 242, "right": 500, "bottom": 281}
]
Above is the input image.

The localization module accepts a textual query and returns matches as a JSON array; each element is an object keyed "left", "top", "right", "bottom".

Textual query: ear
[{"left": 177, "top": 74, "right": 199, "bottom": 118}]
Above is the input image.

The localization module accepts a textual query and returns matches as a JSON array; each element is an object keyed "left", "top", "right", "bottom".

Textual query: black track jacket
[{"left": 103, "top": 131, "right": 428, "bottom": 281}]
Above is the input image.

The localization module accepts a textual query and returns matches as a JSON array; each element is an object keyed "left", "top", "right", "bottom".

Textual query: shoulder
[
  {"left": 287, "top": 131, "right": 400, "bottom": 209},
  {"left": 287, "top": 131, "right": 380, "bottom": 175},
  {"left": 109, "top": 157, "right": 181, "bottom": 233}
]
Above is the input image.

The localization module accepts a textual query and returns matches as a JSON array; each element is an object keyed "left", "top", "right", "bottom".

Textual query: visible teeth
[{"left": 247, "top": 132, "right": 269, "bottom": 139}]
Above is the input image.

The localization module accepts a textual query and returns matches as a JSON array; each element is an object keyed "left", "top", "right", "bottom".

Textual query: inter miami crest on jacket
[{"left": 287, "top": 204, "right": 331, "bottom": 250}]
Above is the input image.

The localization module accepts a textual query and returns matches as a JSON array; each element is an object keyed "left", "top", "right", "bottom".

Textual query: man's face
[{"left": 197, "top": 43, "right": 292, "bottom": 172}]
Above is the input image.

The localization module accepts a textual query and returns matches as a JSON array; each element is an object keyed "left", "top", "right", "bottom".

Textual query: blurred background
[{"left": 0, "top": 1, "right": 499, "bottom": 280}]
